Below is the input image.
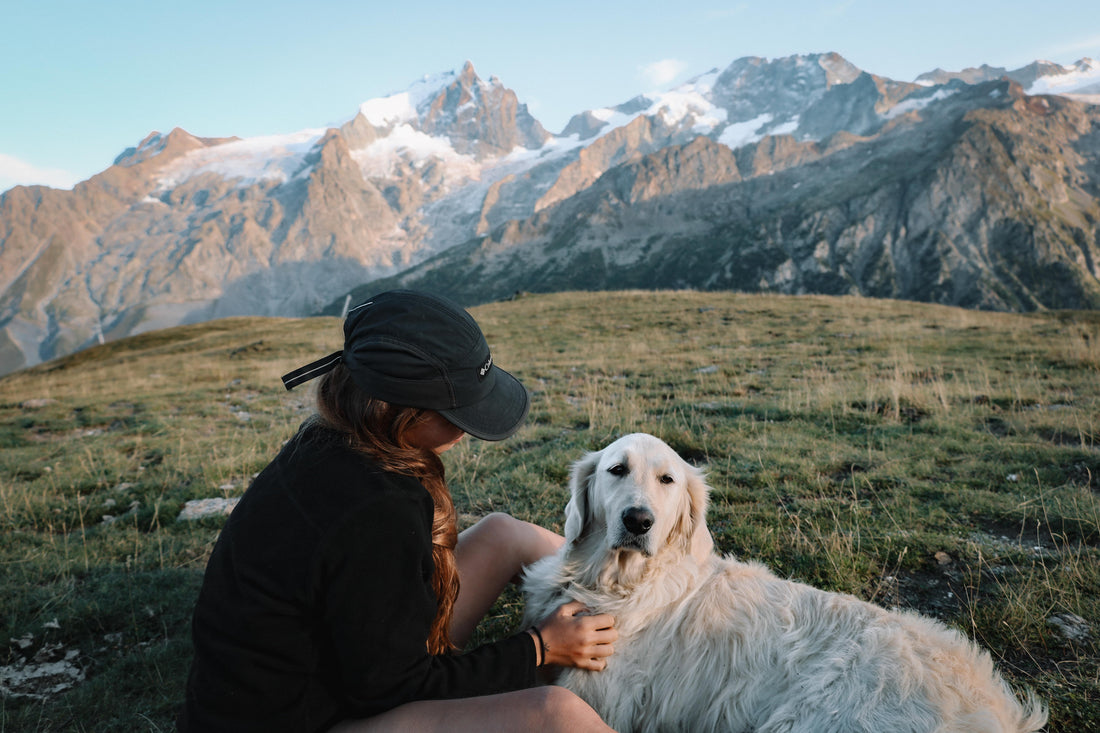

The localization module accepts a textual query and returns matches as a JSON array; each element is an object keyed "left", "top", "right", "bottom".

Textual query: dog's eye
[
  {"left": 608, "top": 463, "right": 628, "bottom": 477},
  {"left": 659, "top": 474, "right": 675, "bottom": 485}
]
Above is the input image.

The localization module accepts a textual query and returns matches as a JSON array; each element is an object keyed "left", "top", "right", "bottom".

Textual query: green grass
[{"left": 1, "top": 292, "right": 1098, "bottom": 730}]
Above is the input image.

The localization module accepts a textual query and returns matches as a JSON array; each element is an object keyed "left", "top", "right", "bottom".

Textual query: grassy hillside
[{"left": 1, "top": 291, "right": 1097, "bottom": 730}]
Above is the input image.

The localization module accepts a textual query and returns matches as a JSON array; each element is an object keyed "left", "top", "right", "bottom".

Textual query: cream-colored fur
[{"left": 523, "top": 433, "right": 1047, "bottom": 733}]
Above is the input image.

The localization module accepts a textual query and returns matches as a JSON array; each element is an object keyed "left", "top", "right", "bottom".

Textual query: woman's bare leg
[
  {"left": 330, "top": 685, "right": 613, "bottom": 732},
  {"left": 451, "top": 512, "right": 564, "bottom": 647}
]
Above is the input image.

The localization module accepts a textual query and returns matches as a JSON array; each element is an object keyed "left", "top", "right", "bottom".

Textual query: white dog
[{"left": 523, "top": 433, "right": 1047, "bottom": 733}]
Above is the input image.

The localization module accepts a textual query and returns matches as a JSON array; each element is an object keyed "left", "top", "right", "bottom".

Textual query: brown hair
[{"left": 316, "top": 364, "right": 460, "bottom": 654}]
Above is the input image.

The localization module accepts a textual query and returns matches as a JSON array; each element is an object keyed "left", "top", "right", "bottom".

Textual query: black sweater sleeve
[{"left": 314, "top": 481, "right": 536, "bottom": 718}]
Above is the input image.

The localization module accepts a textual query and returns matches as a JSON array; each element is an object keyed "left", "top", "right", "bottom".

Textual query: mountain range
[{"left": 1, "top": 53, "right": 1099, "bottom": 373}]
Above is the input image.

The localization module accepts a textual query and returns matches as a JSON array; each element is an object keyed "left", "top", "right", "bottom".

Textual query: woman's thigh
[
  {"left": 451, "top": 513, "right": 563, "bottom": 648},
  {"left": 330, "top": 685, "right": 611, "bottom": 733}
]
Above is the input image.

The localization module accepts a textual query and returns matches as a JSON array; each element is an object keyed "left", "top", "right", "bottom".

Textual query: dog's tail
[{"left": 948, "top": 686, "right": 1046, "bottom": 733}]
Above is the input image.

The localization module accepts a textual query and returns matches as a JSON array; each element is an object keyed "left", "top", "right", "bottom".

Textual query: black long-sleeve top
[{"left": 179, "top": 421, "right": 536, "bottom": 732}]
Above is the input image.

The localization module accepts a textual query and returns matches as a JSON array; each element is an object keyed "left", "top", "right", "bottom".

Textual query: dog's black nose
[{"left": 622, "top": 507, "right": 655, "bottom": 535}]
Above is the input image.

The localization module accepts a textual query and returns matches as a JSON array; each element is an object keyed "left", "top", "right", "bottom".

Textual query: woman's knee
[
  {"left": 457, "top": 512, "right": 562, "bottom": 581},
  {"left": 529, "top": 686, "right": 607, "bottom": 727},
  {"left": 462, "top": 512, "right": 520, "bottom": 555},
  {"left": 478, "top": 511, "right": 520, "bottom": 536}
]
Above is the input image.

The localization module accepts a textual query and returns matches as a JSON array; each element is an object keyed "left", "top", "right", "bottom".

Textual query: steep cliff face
[{"left": 534, "top": 115, "right": 677, "bottom": 212}]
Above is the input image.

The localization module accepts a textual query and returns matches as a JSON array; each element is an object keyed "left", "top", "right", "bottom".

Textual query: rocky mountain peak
[
  {"left": 418, "top": 61, "right": 550, "bottom": 157},
  {"left": 816, "top": 52, "right": 864, "bottom": 87},
  {"left": 348, "top": 62, "right": 549, "bottom": 162},
  {"left": 112, "top": 128, "right": 234, "bottom": 169},
  {"left": 458, "top": 59, "right": 479, "bottom": 85},
  {"left": 713, "top": 52, "right": 862, "bottom": 92},
  {"left": 915, "top": 64, "right": 1008, "bottom": 86},
  {"left": 710, "top": 52, "right": 865, "bottom": 125}
]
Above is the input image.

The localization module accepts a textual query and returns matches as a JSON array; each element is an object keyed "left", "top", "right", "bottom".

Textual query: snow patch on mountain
[
  {"left": 651, "top": 88, "right": 728, "bottom": 131},
  {"left": 156, "top": 129, "right": 324, "bottom": 189},
  {"left": 352, "top": 124, "right": 478, "bottom": 180},
  {"left": 717, "top": 113, "right": 773, "bottom": 149},
  {"left": 351, "top": 123, "right": 580, "bottom": 195},
  {"left": 770, "top": 117, "right": 800, "bottom": 136},
  {"left": 417, "top": 135, "right": 587, "bottom": 253},
  {"left": 644, "top": 70, "right": 728, "bottom": 131},
  {"left": 359, "top": 70, "right": 461, "bottom": 127},
  {"left": 883, "top": 88, "right": 959, "bottom": 120},
  {"left": 588, "top": 106, "right": 647, "bottom": 136},
  {"left": 359, "top": 93, "right": 421, "bottom": 127},
  {"left": 502, "top": 134, "right": 586, "bottom": 165},
  {"left": 1026, "top": 58, "right": 1100, "bottom": 100}
]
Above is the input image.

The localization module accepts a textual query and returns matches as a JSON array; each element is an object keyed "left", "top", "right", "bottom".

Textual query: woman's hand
[{"left": 534, "top": 601, "right": 617, "bottom": 671}]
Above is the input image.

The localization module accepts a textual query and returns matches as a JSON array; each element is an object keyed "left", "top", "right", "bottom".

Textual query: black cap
[{"left": 281, "top": 290, "right": 529, "bottom": 441}]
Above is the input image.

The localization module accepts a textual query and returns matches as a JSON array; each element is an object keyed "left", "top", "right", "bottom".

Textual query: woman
[{"left": 180, "top": 290, "right": 616, "bottom": 732}]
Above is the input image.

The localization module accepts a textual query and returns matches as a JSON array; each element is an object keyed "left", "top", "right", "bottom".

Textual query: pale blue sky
[{"left": 2, "top": 0, "right": 1098, "bottom": 191}]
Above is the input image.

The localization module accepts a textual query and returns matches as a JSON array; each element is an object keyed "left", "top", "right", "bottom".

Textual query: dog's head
[{"left": 564, "top": 433, "right": 713, "bottom": 588}]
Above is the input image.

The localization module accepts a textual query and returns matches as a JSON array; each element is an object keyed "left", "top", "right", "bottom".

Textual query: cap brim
[{"left": 439, "top": 366, "right": 530, "bottom": 441}]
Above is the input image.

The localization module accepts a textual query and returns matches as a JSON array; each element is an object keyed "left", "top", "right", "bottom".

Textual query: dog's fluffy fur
[{"left": 523, "top": 433, "right": 1047, "bottom": 733}]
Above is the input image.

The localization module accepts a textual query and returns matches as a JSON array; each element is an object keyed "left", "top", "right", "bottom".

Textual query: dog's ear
[
  {"left": 673, "top": 464, "right": 714, "bottom": 562},
  {"left": 564, "top": 449, "right": 601, "bottom": 545}
]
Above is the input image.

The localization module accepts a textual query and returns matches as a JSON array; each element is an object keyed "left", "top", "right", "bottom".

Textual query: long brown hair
[{"left": 315, "top": 364, "right": 460, "bottom": 654}]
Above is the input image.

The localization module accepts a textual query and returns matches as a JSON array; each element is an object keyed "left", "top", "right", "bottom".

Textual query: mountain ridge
[{"left": 2, "top": 53, "right": 1099, "bottom": 373}]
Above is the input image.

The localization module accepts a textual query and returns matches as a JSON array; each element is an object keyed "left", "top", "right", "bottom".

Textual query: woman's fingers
[
  {"left": 583, "top": 614, "right": 617, "bottom": 634},
  {"left": 576, "top": 656, "right": 609, "bottom": 671},
  {"left": 559, "top": 600, "right": 589, "bottom": 616},
  {"left": 600, "top": 627, "right": 619, "bottom": 644},
  {"left": 538, "top": 601, "right": 618, "bottom": 670},
  {"left": 587, "top": 641, "right": 615, "bottom": 659},
  {"left": 575, "top": 636, "right": 614, "bottom": 670},
  {"left": 559, "top": 601, "right": 616, "bottom": 631}
]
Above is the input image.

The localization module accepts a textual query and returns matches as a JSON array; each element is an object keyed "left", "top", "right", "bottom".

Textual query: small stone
[
  {"left": 1048, "top": 613, "right": 1092, "bottom": 643},
  {"left": 177, "top": 497, "right": 240, "bottom": 521}
]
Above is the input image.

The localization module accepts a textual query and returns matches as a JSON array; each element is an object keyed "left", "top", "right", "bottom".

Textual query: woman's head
[
  {"left": 284, "top": 290, "right": 529, "bottom": 441},
  {"left": 315, "top": 364, "right": 464, "bottom": 455}
]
